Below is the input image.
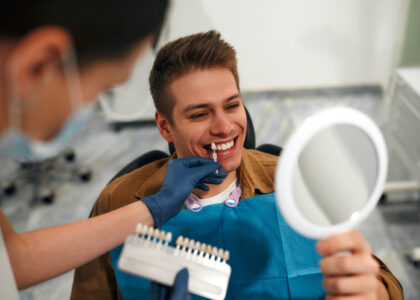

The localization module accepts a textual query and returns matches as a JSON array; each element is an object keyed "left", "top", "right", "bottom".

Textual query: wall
[
  {"left": 400, "top": 0, "right": 420, "bottom": 67},
  {"left": 162, "top": 0, "right": 410, "bottom": 92}
]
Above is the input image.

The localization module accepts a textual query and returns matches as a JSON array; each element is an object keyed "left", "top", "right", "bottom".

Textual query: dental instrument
[{"left": 211, "top": 142, "right": 218, "bottom": 174}]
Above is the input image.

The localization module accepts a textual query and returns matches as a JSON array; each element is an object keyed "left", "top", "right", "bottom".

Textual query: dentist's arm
[
  {"left": 1, "top": 201, "right": 153, "bottom": 289},
  {"left": 1, "top": 157, "right": 224, "bottom": 289}
]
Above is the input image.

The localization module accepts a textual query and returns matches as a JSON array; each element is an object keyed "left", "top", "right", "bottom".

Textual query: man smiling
[
  {"left": 154, "top": 66, "right": 246, "bottom": 200},
  {"left": 71, "top": 31, "right": 402, "bottom": 300}
]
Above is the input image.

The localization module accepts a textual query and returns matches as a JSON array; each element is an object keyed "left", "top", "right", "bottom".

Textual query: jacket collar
[{"left": 237, "top": 148, "right": 274, "bottom": 199}]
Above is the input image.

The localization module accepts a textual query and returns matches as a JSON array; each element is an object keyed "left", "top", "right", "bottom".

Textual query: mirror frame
[{"left": 275, "top": 107, "right": 388, "bottom": 239}]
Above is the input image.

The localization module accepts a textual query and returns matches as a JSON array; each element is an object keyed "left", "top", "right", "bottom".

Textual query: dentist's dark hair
[
  {"left": 0, "top": 0, "right": 168, "bottom": 66},
  {"left": 149, "top": 30, "right": 240, "bottom": 124}
]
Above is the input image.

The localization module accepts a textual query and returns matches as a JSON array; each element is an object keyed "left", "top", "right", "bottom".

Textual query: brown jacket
[{"left": 71, "top": 149, "right": 403, "bottom": 300}]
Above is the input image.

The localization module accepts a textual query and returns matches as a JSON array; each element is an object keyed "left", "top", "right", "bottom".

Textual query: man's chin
[{"left": 219, "top": 160, "right": 241, "bottom": 174}]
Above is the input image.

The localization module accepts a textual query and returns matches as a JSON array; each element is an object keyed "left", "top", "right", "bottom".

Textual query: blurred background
[{"left": 1, "top": 0, "right": 419, "bottom": 299}]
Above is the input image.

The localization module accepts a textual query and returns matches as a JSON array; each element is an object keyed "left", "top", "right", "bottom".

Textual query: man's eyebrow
[
  {"left": 182, "top": 93, "right": 241, "bottom": 114},
  {"left": 225, "top": 93, "right": 241, "bottom": 103},
  {"left": 182, "top": 103, "right": 210, "bottom": 114}
]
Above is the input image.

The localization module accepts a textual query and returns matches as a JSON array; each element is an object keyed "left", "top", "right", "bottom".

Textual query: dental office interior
[{"left": 1, "top": 0, "right": 420, "bottom": 299}]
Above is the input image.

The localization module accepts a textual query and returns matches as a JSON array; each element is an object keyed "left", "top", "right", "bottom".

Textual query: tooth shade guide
[{"left": 119, "top": 230, "right": 232, "bottom": 300}]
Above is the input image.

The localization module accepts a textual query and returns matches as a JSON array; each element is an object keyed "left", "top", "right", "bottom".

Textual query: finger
[
  {"left": 319, "top": 253, "right": 379, "bottom": 276},
  {"left": 171, "top": 268, "right": 190, "bottom": 300},
  {"left": 194, "top": 183, "right": 209, "bottom": 191},
  {"left": 204, "top": 170, "right": 227, "bottom": 179},
  {"left": 215, "top": 169, "right": 227, "bottom": 177},
  {"left": 149, "top": 282, "right": 169, "bottom": 300},
  {"left": 323, "top": 274, "right": 378, "bottom": 295},
  {"left": 316, "top": 231, "right": 371, "bottom": 256},
  {"left": 198, "top": 170, "right": 227, "bottom": 180},
  {"left": 190, "top": 163, "right": 225, "bottom": 181},
  {"left": 181, "top": 156, "right": 220, "bottom": 167},
  {"left": 199, "top": 177, "right": 223, "bottom": 185}
]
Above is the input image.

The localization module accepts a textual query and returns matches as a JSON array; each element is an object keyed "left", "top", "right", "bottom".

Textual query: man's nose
[{"left": 210, "top": 111, "right": 234, "bottom": 136}]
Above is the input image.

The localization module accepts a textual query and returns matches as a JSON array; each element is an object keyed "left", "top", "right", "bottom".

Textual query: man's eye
[
  {"left": 226, "top": 103, "right": 240, "bottom": 110},
  {"left": 190, "top": 112, "right": 207, "bottom": 119}
]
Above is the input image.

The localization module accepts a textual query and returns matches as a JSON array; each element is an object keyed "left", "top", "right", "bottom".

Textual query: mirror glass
[
  {"left": 275, "top": 107, "right": 388, "bottom": 239},
  {"left": 293, "top": 124, "right": 377, "bottom": 227}
]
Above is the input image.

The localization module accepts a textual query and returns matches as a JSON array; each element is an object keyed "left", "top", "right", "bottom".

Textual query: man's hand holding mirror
[{"left": 275, "top": 107, "right": 391, "bottom": 299}]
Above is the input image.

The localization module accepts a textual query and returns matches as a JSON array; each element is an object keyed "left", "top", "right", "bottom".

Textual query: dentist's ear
[
  {"left": 155, "top": 110, "right": 174, "bottom": 143},
  {"left": 6, "top": 26, "right": 72, "bottom": 101}
]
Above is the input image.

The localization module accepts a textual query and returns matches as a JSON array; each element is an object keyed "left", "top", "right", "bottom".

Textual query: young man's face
[{"left": 156, "top": 67, "right": 247, "bottom": 173}]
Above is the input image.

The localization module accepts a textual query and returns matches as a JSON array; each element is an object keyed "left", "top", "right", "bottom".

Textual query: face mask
[
  {"left": 0, "top": 130, "right": 34, "bottom": 160},
  {"left": 0, "top": 48, "right": 87, "bottom": 161},
  {"left": 28, "top": 104, "right": 94, "bottom": 160}
]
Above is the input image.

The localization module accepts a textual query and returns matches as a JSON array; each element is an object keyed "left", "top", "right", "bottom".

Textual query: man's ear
[
  {"left": 155, "top": 110, "right": 174, "bottom": 142},
  {"left": 6, "top": 26, "right": 72, "bottom": 100}
]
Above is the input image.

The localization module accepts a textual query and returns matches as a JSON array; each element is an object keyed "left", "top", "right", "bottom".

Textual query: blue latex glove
[
  {"left": 141, "top": 156, "right": 226, "bottom": 228},
  {"left": 150, "top": 268, "right": 191, "bottom": 300}
]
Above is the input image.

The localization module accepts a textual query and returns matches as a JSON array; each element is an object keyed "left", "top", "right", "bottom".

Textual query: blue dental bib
[{"left": 110, "top": 193, "right": 325, "bottom": 299}]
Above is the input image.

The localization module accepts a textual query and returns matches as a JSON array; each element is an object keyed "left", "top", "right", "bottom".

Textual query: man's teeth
[{"left": 212, "top": 140, "right": 234, "bottom": 151}]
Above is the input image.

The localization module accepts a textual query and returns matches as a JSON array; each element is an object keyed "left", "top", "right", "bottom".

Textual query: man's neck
[{"left": 193, "top": 170, "right": 237, "bottom": 199}]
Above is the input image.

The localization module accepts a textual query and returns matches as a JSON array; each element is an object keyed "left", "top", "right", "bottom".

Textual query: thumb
[
  {"left": 190, "top": 162, "right": 225, "bottom": 181},
  {"left": 170, "top": 268, "right": 190, "bottom": 300},
  {"left": 181, "top": 156, "right": 217, "bottom": 168}
]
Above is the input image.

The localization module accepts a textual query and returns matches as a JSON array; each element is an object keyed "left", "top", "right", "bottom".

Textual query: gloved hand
[
  {"left": 150, "top": 268, "right": 191, "bottom": 300},
  {"left": 141, "top": 156, "right": 226, "bottom": 228}
]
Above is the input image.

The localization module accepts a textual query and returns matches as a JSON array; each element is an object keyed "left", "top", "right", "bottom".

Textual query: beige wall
[
  {"left": 162, "top": 0, "right": 410, "bottom": 91},
  {"left": 400, "top": 0, "right": 420, "bottom": 67}
]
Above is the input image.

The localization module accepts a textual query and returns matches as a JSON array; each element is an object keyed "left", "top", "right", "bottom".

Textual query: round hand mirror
[{"left": 275, "top": 107, "right": 388, "bottom": 239}]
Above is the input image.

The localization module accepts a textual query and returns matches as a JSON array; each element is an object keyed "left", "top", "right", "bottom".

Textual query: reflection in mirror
[{"left": 293, "top": 125, "right": 378, "bottom": 226}]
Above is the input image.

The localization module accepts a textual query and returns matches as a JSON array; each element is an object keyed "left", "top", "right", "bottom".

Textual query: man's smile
[{"left": 203, "top": 137, "right": 239, "bottom": 159}]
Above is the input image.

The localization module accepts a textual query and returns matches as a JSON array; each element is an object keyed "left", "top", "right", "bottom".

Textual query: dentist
[{"left": 0, "top": 1, "right": 222, "bottom": 299}]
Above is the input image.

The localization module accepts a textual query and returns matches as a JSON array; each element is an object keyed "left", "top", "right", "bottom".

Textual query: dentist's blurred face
[
  {"left": 3, "top": 38, "right": 150, "bottom": 141},
  {"left": 158, "top": 67, "right": 247, "bottom": 173}
]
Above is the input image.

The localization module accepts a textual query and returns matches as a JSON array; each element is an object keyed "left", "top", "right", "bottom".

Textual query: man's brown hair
[{"left": 149, "top": 30, "right": 239, "bottom": 123}]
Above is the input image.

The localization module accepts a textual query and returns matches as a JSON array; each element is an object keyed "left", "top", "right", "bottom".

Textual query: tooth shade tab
[
  {"left": 200, "top": 243, "right": 207, "bottom": 252},
  {"left": 165, "top": 232, "right": 172, "bottom": 242},
  {"left": 211, "top": 143, "right": 216, "bottom": 151},
  {"left": 176, "top": 236, "right": 183, "bottom": 245}
]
